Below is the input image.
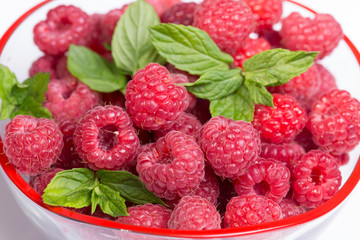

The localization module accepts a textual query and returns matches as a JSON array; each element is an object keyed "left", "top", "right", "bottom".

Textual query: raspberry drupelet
[{"left": 74, "top": 105, "right": 140, "bottom": 170}]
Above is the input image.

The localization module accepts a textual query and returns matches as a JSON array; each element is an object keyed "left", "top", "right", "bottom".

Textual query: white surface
[{"left": 1, "top": 0, "right": 360, "bottom": 239}]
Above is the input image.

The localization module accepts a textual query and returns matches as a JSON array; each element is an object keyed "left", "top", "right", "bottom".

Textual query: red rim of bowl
[{"left": 1, "top": 0, "right": 360, "bottom": 238}]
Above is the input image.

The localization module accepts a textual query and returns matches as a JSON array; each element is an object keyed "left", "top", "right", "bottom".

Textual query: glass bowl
[{"left": 1, "top": 0, "right": 360, "bottom": 239}]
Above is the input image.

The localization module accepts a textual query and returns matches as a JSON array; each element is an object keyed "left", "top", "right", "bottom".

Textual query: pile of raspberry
[{"left": 3, "top": 0, "right": 359, "bottom": 232}]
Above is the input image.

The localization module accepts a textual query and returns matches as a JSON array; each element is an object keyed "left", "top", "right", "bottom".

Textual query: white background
[{"left": 1, "top": 0, "right": 360, "bottom": 239}]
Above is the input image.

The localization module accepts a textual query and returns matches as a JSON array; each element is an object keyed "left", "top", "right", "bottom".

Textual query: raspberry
[
  {"left": 30, "top": 168, "right": 63, "bottom": 195},
  {"left": 29, "top": 55, "right": 58, "bottom": 79},
  {"left": 161, "top": 2, "right": 198, "bottom": 26},
  {"left": 116, "top": 204, "right": 172, "bottom": 228},
  {"left": 136, "top": 131, "right": 205, "bottom": 200},
  {"left": 244, "top": 0, "right": 283, "bottom": 32},
  {"left": 100, "top": 5, "right": 129, "bottom": 45},
  {"left": 258, "top": 29, "right": 283, "bottom": 48},
  {"left": 83, "top": 13, "right": 106, "bottom": 54},
  {"left": 278, "top": 199, "right": 306, "bottom": 219},
  {"left": 233, "top": 159, "right": 291, "bottom": 203},
  {"left": 33, "top": 5, "right": 91, "bottom": 55},
  {"left": 252, "top": 94, "right": 307, "bottom": 144},
  {"left": 193, "top": 0, "right": 254, "bottom": 54},
  {"left": 311, "top": 63, "right": 338, "bottom": 104},
  {"left": 307, "top": 89, "right": 360, "bottom": 155},
  {"left": 224, "top": 195, "right": 282, "bottom": 227},
  {"left": 200, "top": 116, "right": 261, "bottom": 179},
  {"left": 44, "top": 77, "right": 100, "bottom": 122},
  {"left": 74, "top": 105, "right": 140, "bottom": 170},
  {"left": 280, "top": 12, "right": 343, "bottom": 59},
  {"left": 55, "top": 55, "right": 72, "bottom": 79},
  {"left": 292, "top": 150, "right": 342, "bottom": 208},
  {"left": 232, "top": 38, "right": 271, "bottom": 68},
  {"left": 146, "top": 0, "right": 181, "bottom": 16},
  {"left": 171, "top": 73, "right": 197, "bottom": 111},
  {"left": 154, "top": 112, "right": 202, "bottom": 142},
  {"left": 125, "top": 63, "right": 188, "bottom": 131},
  {"left": 260, "top": 142, "right": 305, "bottom": 168},
  {"left": 332, "top": 152, "right": 350, "bottom": 166},
  {"left": 3, "top": 115, "right": 63, "bottom": 176},
  {"left": 187, "top": 98, "right": 212, "bottom": 124},
  {"left": 168, "top": 196, "right": 221, "bottom": 230},
  {"left": 165, "top": 63, "right": 198, "bottom": 83}
]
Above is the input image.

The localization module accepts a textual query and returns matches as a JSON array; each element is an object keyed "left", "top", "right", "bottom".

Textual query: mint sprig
[{"left": 42, "top": 169, "right": 167, "bottom": 218}]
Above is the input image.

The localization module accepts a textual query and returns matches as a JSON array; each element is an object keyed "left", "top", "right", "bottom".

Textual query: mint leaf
[
  {"left": 43, "top": 169, "right": 96, "bottom": 209},
  {"left": 0, "top": 64, "right": 17, "bottom": 102},
  {"left": 0, "top": 100, "right": 15, "bottom": 120},
  {"left": 10, "top": 96, "right": 52, "bottom": 119},
  {"left": 97, "top": 170, "right": 166, "bottom": 206},
  {"left": 242, "top": 49, "right": 318, "bottom": 86},
  {"left": 149, "top": 24, "right": 233, "bottom": 75},
  {"left": 245, "top": 81, "right": 274, "bottom": 107},
  {"left": 68, "top": 45, "right": 127, "bottom": 94},
  {"left": 184, "top": 69, "right": 243, "bottom": 100},
  {"left": 210, "top": 87, "right": 254, "bottom": 122},
  {"left": 95, "top": 184, "right": 128, "bottom": 217},
  {"left": 112, "top": 0, "right": 162, "bottom": 75},
  {"left": 91, "top": 188, "right": 101, "bottom": 215}
]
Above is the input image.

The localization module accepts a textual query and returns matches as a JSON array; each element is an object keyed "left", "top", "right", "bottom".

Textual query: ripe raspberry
[
  {"left": 244, "top": 0, "right": 283, "bottom": 32},
  {"left": 125, "top": 63, "right": 188, "bottom": 131},
  {"left": 30, "top": 168, "right": 63, "bottom": 195},
  {"left": 82, "top": 13, "right": 106, "bottom": 55},
  {"left": 171, "top": 73, "right": 197, "bottom": 111},
  {"left": 311, "top": 63, "right": 338, "bottom": 104},
  {"left": 292, "top": 150, "right": 342, "bottom": 208},
  {"left": 161, "top": 2, "right": 198, "bottom": 26},
  {"left": 259, "top": 29, "right": 283, "bottom": 48},
  {"left": 74, "top": 105, "right": 140, "bottom": 170},
  {"left": 267, "top": 65, "right": 321, "bottom": 112},
  {"left": 55, "top": 55, "right": 72, "bottom": 79},
  {"left": 154, "top": 112, "right": 202, "bottom": 142},
  {"left": 146, "top": 0, "right": 181, "bottom": 16},
  {"left": 278, "top": 199, "right": 306, "bottom": 219},
  {"left": 307, "top": 89, "right": 360, "bottom": 155},
  {"left": 3, "top": 115, "right": 63, "bottom": 176},
  {"left": 332, "top": 152, "right": 350, "bottom": 166},
  {"left": 33, "top": 5, "right": 91, "bottom": 55},
  {"left": 224, "top": 195, "right": 283, "bottom": 227},
  {"left": 260, "top": 142, "right": 305, "bottom": 168},
  {"left": 280, "top": 12, "right": 343, "bottom": 59},
  {"left": 165, "top": 63, "right": 198, "bottom": 83},
  {"left": 168, "top": 196, "right": 221, "bottom": 230},
  {"left": 100, "top": 5, "right": 129, "bottom": 45},
  {"left": 29, "top": 55, "right": 58, "bottom": 79},
  {"left": 200, "top": 116, "right": 261, "bottom": 179},
  {"left": 233, "top": 159, "right": 291, "bottom": 203},
  {"left": 44, "top": 77, "right": 100, "bottom": 122},
  {"left": 116, "top": 204, "right": 172, "bottom": 228},
  {"left": 252, "top": 94, "right": 307, "bottom": 144},
  {"left": 136, "top": 131, "right": 205, "bottom": 200},
  {"left": 232, "top": 38, "right": 271, "bottom": 68},
  {"left": 193, "top": 0, "right": 254, "bottom": 54}
]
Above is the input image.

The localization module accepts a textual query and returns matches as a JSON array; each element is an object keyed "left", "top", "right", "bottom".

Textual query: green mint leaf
[
  {"left": 245, "top": 81, "right": 274, "bottom": 107},
  {"left": 10, "top": 96, "right": 52, "bottom": 119},
  {"left": 210, "top": 87, "right": 254, "bottom": 122},
  {"left": 68, "top": 45, "right": 127, "bottom": 94},
  {"left": 184, "top": 69, "right": 243, "bottom": 100},
  {"left": 95, "top": 184, "right": 128, "bottom": 217},
  {"left": 112, "top": 0, "right": 161, "bottom": 75},
  {"left": 0, "top": 64, "right": 18, "bottom": 102},
  {"left": 0, "top": 100, "right": 15, "bottom": 120},
  {"left": 91, "top": 185, "right": 101, "bottom": 215},
  {"left": 22, "top": 73, "right": 50, "bottom": 103},
  {"left": 43, "top": 168, "right": 96, "bottom": 209},
  {"left": 97, "top": 170, "right": 166, "bottom": 206},
  {"left": 242, "top": 49, "right": 318, "bottom": 86},
  {"left": 149, "top": 23, "right": 233, "bottom": 75}
]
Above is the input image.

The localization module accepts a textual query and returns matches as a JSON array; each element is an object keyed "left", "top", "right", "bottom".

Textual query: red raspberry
[
  {"left": 280, "top": 12, "right": 343, "bottom": 59},
  {"left": 30, "top": 168, "right": 64, "bottom": 195},
  {"left": 332, "top": 152, "right": 350, "bottom": 166},
  {"left": 74, "top": 105, "right": 140, "bottom": 170},
  {"left": 125, "top": 63, "right": 188, "bottom": 131},
  {"left": 166, "top": 63, "right": 198, "bottom": 83},
  {"left": 29, "top": 55, "right": 58, "bottom": 80},
  {"left": 224, "top": 195, "right": 283, "bottom": 227},
  {"left": 252, "top": 94, "right": 307, "bottom": 144},
  {"left": 260, "top": 142, "right": 305, "bottom": 168},
  {"left": 100, "top": 5, "right": 129, "bottom": 45},
  {"left": 116, "top": 204, "right": 172, "bottom": 228},
  {"left": 44, "top": 77, "right": 100, "bottom": 122},
  {"left": 233, "top": 159, "right": 291, "bottom": 203},
  {"left": 33, "top": 5, "right": 91, "bottom": 55},
  {"left": 307, "top": 89, "right": 360, "bottom": 155},
  {"left": 232, "top": 37, "right": 271, "bottom": 68},
  {"left": 146, "top": 0, "right": 181, "bottom": 16},
  {"left": 136, "top": 131, "right": 205, "bottom": 200},
  {"left": 168, "top": 196, "right": 221, "bottom": 230},
  {"left": 259, "top": 29, "right": 283, "bottom": 48},
  {"left": 161, "top": 2, "right": 198, "bottom": 26},
  {"left": 154, "top": 112, "right": 202, "bottom": 142},
  {"left": 311, "top": 63, "right": 338, "bottom": 105},
  {"left": 200, "top": 116, "right": 261, "bottom": 179},
  {"left": 278, "top": 199, "right": 306, "bottom": 219},
  {"left": 55, "top": 55, "right": 72, "bottom": 79},
  {"left": 171, "top": 73, "right": 197, "bottom": 111},
  {"left": 292, "top": 150, "right": 341, "bottom": 208},
  {"left": 244, "top": 0, "right": 283, "bottom": 32},
  {"left": 82, "top": 13, "right": 106, "bottom": 55},
  {"left": 193, "top": 0, "right": 254, "bottom": 54},
  {"left": 3, "top": 115, "right": 63, "bottom": 176}
]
